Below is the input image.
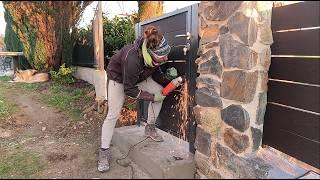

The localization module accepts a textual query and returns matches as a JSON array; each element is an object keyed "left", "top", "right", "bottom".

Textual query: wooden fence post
[
  {"left": 92, "top": 2, "right": 107, "bottom": 110},
  {"left": 93, "top": 2, "right": 104, "bottom": 71},
  {"left": 98, "top": 1, "right": 104, "bottom": 71}
]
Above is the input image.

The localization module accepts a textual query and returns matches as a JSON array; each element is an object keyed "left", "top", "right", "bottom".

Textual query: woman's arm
[
  {"left": 151, "top": 67, "right": 172, "bottom": 87},
  {"left": 122, "top": 48, "right": 154, "bottom": 102}
]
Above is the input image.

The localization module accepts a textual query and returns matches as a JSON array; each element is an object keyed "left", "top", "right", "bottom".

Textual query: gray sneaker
[
  {"left": 98, "top": 148, "right": 111, "bottom": 172},
  {"left": 144, "top": 124, "right": 164, "bottom": 142}
]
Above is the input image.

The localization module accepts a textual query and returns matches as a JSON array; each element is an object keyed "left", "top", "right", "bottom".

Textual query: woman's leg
[
  {"left": 138, "top": 77, "right": 164, "bottom": 124},
  {"left": 138, "top": 77, "right": 164, "bottom": 142},
  {"left": 101, "top": 80, "right": 125, "bottom": 149},
  {"left": 99, "top": 80, "right": 125, "bottom": 172}
]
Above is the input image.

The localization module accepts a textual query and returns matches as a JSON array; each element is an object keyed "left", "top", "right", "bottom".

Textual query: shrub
[
  {"left": 103, "top": 15, "right": 135, "bottom": 63},
  {"left": 74, "top": 15, "right": 135, "bottom": 68},
  {"left": 50, "top": 63, "right": 76, "bottom": 85}
]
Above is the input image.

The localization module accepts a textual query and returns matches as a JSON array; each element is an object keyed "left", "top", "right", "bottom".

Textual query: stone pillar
[{"left": 194, "top": 1, "right": 273, "bottom": 178}]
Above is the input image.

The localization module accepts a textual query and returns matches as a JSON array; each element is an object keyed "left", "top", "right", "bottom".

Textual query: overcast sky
[
  {"left": 0, "top": 2, "right": 4, "bottom": 36},
  {"left": 0, "top": 1, "right": 199, "bottom": 36}
]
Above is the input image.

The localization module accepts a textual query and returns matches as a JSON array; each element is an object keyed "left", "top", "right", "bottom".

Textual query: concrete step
[
  {"left": 257, "top": 147, "right": 320, "bottom": 179},
  {"left": 112, "top": 125, "right": 196, "bottom": 179}
]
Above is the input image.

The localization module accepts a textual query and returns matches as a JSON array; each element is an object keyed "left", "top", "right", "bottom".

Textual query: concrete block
[
  {"left": 74, "top": 66, "right": 108, "bottom": 100},
  {"left": 93, "top": 70, "right": 107, "bottom": 100},
  {"left": 74, "top": 66, "right": 95, "bottom": 84},
  {"left": 112, "top": 125, "right": 196, "bottom": 179}
]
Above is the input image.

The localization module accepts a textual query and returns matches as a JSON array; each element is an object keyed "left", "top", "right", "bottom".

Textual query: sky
[
  {"left": 0, "top": 2, "right": 4, "bottom": 36},
  {"left": 0, "top": 1, "right": 199, "bottom": 36}
]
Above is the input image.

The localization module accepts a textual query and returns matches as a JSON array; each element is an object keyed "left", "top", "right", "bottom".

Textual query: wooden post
[
  {"left": 92, "top": 2, "right": 107, "bottom": 110},
  {"left": 93, "top": 12, "right": 98, "bottom": 68},
  {"left": 93, "top": 2, "right": 104, "bottom": 71},
  {"left": 98, "top": 1, "right": 104, "bottom": 71}
]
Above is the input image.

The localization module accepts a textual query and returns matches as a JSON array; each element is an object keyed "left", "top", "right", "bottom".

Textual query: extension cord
[{"left": 115, "top": 137, "right": 150, "bottom": 179}]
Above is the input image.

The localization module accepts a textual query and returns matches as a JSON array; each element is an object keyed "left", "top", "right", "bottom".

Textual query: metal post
[
  {"left": 12, "top": 56, "right": 19, "bottom": 73},
  {"left": 187, "top": 4, "right": 199, "bottom": 154}
]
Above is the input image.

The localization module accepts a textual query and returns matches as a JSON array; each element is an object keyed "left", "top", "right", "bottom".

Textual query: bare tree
[{"left": 138, "top": 1, "right": 163, "bottom": 22}]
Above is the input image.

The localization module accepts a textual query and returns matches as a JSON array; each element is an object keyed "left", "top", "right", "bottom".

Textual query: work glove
[
  {"left": 165, "top": 67, "right": 178, "bottom": 80},
  {"left": 153, "top": 92, "right": 166, "bottom": 102}
]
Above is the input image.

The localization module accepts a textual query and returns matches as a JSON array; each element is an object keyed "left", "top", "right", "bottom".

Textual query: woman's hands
[
  {"left": 165, "top": 67, "right": 178, "bottom": 80},
  {"left": 153, "top": 91, "right": 166, "bottom": 102}
]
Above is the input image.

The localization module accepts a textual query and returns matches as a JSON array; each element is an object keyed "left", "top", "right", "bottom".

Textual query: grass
[
  {"left": 0, "top": 75, "right": 94, "bottom": 122},
  {"left": 0, "top": 76, "right": 39, "bottom": 91},
  {"left": 0, "top": 150, "right": 46, "bottom": 178},
  {"left": 0, "top": 97, "right": 10, "bottom": 120},
  {"left": 40, "top": 82, "right": 92, "bottom": 121},
  {"left": 14, "top": 83, "right": 39, "bottom": 91},
  {"left": 0, "top": 77, "right": 17, "bottom": 121},
  {"left": 0, "top": 76, "right": 11, "bottom": 82},
  {"left": 0, "top": 98, "right": 15, "bottom": 121},
  {"left": 0, "top": 76, "right": 94, "bottom": 178},
  {"left": 43, "top": 93, "right": 82, "bottom": 120}
]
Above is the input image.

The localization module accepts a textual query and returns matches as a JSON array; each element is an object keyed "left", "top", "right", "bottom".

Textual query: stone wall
[{"left": 194, "top": 1, "right": 273, "bottom": 178}]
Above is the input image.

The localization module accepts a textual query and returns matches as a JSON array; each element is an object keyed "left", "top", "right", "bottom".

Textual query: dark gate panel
[
  {"left": 263, "top": 1, "right": 320, "bottom": 168},
  {"left": 268, "top": 80, "right": 320, "bottom": 113},
  {"left": 269, "top": 58, "right": 320, "bottom": 85},
  {"left": 72, "top": 39, "right": 95, "bottom": 67},
  {"left": 271, "top": 1, "right": 320, "bottom": 31},
  {"left": 136, "top": 4, "right": 199, "bottom": 152},
  {"left": 271, "top": 29, "right": 320, "bottom": 56}
]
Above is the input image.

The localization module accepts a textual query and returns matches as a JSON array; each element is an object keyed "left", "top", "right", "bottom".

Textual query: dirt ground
[{"left": 0, "top": 82, "right": 149, "bottom": 179}]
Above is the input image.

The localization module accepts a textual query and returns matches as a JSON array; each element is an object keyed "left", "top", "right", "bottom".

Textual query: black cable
[
  {"left": 116, "top": 101, "right": 156, "bottom": 178},
  {"left": 115, "top": 137, "right": 150, "bottom": 179},
  {"left": 295, "top": 170, "right": 318, "bottom": 179}
]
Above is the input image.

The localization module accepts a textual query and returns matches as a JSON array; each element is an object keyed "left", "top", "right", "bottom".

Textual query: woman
[{"left": 98, "top": 25, "right": 180, "bottom": 172}]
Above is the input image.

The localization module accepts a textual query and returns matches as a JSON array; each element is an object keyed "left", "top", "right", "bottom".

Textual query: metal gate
[
  {"left": 135, "top": 4, "right": 199, "bottom": 152},
  {"left": 262, "top": 1, "right": 320, "bottom": 168},
  {"left": 72, "top": 42, "right": 95, "bottom": 67}
]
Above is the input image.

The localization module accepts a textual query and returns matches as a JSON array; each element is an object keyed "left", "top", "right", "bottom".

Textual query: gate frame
[
  {"left": 262, "top": 1, "right": 320, "bottom": 169},
  {"left": 135, "top": 3, "right": 199, "bottom": 153}
]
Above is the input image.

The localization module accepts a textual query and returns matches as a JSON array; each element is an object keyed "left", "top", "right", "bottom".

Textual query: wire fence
[{"left": 0, "top": 56, "right": 13, "bottom": 72}]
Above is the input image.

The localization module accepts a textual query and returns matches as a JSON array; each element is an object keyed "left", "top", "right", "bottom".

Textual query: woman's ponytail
[{"left": 143, "top": 25, "right": 163, "bottom": 49}]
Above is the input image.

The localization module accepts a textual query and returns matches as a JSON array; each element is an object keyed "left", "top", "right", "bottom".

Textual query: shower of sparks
[{"left": 176, "top": 81, "right": 189, "bottom": 141}]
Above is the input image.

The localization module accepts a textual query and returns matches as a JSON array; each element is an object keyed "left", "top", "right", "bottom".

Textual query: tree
[
  {"left": 3, "top": 1, "right": 92, "bottom": 71},
  {"left": 0, "top": 35, "right": 4, "bottom": 49},
  {"left": 138, "top": 1, "right": 163, "bottom": 22}
]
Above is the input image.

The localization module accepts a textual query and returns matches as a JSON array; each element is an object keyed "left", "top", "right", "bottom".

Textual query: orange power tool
[{"left": 161, "top": 76, "right": 184, "bottom": 96}]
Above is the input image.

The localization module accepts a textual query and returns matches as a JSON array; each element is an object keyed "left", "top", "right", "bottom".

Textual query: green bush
[
  {"left": 74, "top": 15, "right": 135, "bottom": 67},
  {"left": 50, "top": 63, "right": 76, "bottom": 85},
  {"left": 4, "top": 11, "right": 32, "bottom": 70},
  {"left": 103, "top": 16, "right": 135, "bottom": 63}
]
